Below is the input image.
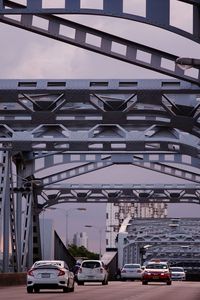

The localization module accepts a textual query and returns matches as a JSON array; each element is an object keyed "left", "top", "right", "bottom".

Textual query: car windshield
[
  {"left": 146, "top": 264, "right": 168, "bottom": 269},
  {"left": 124, "top": 264, "right": 141, "bottom": 269},
  {"left": 82, "top": 261, "right": 101, "bottom": 269}
]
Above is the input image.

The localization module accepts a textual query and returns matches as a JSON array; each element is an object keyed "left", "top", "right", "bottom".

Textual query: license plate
[
  {"left": 41, "top": 273, "right": 50, "bottom": 278},
  {"left": 153, "top": 276, "right": 159, "bottom": 279}
]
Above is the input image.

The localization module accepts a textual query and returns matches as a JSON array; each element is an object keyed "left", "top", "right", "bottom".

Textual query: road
[{"left": 0, "top": 281, "right": 199, "bottom": 300}]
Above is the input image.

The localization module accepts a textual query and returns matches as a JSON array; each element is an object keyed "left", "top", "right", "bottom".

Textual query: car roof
[
  {"left": 33, "top": 260, "right": 64, "bottom": 266},
  {"left": 123, "top": 263, "right": 141, "bottom": 266},
  {"left": 148, "top": 261, "right": 168, "bottom": 264},
  {"left": 82, "top": 260, "right": 101, "bottom": 263}
]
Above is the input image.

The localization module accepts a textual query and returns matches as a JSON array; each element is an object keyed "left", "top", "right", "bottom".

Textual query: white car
[
  {"left": 121, "top": 263, "right": 143, "bottom": 280},
  {"left": 170, "top": 267, "right": 186, "bottom": 281},
  {"left": 77, "top": 260, "right": 108, "bottom": 285},
  {"left": 26, "top": 260, "right": 75, "bottom": 293}
]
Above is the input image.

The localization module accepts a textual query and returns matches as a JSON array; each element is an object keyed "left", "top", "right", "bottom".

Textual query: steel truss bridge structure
[
  {"left": 0, "top": 0, "right": 200, "bottom": 272},
  {"left": 121, "top": 218, "right": 200, "bottom": 266}
]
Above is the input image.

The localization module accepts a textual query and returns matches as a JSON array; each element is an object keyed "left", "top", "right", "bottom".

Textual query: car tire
[
  {"left": 77, "top": 281, "right": 84, "bottom": 286},
  {"left": 63, "top": 286, "right": 69, "bottom": 293},
  {"left": 34, "top": 288, "right": 40, "bottom": 293},
  {"left": 167, "top": 281, "right": 172, "bottom": 285},
  {"left": 142, "top": 281, "right": 148, "bottom": 285},
  {"left": 102, "top": 278, "right": 107, "bottom": 285},
  {"left": 27, "top": 287, "right": 33, "bottom": 293}
]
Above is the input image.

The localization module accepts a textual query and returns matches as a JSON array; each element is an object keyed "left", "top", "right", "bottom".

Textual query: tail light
[
  {"left": 27, "top": 269, "right": 35, "bottom": 276},
  {"left": 58, "top": 269, "right": 65, "bottom": 276},
  {"left": 78, "top": 267, "right": 82, "bottom": 273},
  {"left": 100, "top": 267, "right": 104, "bottom": 273}
]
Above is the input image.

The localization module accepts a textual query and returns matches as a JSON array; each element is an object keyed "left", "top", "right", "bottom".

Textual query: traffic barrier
[{"left": 0, "top": 273, "right": 26, "bottom": 286}]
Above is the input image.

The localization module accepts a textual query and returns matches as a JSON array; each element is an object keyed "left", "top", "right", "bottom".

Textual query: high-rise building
[
  {"left": 73, "top": 232, "right": 88, "bottom": 249},
  {"left": 106, "top": 203, "right": 167, "bottom": 249}
]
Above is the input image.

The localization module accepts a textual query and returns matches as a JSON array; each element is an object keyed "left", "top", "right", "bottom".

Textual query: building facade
[
  {"left": 73, "top": 232, "right": 88, "bottom": 249},
  {"left": 106, "top": 202, "right": 167, "bottom": 249}
]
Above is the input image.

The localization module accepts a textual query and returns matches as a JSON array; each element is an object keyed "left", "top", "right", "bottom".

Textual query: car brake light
[
  {"left": 27, "top": 269, "right": 35, "bottom": 276},
  {"left": 58, "top": 269, "right": 65, "bottom": 276},
  {"left": 100, "top": 267, "right": 103, "bottom": 273}
]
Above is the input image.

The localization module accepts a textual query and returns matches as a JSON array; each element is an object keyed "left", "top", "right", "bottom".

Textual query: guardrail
[{"left": 0, "top": 273, "right": 26, "bottom": 286}]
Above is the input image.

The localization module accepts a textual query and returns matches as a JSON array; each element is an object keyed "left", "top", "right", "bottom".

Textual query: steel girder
[
  {"left": 37, "top": 183, "right": 200, "bottom": 207},
  {"left": 0, "top": 2, "right": 200, "bottom": 84},
  {"left": 0, "top": 79, "right": 200, "bottom": 153},
  {"left": 1, "top": 1, "right": 200, "bottom": 45},
  {"left": 122, "top": 218, "right": 200, "bottom": 264},
  {"left": 1, "top": 1, "right": 200, "bottom": 272}
]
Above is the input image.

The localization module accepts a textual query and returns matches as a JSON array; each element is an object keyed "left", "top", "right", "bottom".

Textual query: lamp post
[
  {"left": 140, "top": 244, "right": 152, "bottom": 266},
  {"left": 51, "top": 207, "right": 86, "bottom": 247},
  {"left": 176, "top": 57, "right": 200, "bottom": 70},
  {"left": 85, "top": 225, "right": 105, "bottom": 259}
]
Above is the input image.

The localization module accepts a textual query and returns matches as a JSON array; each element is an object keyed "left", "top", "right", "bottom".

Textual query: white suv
[{"left": 77, "top": 260, "right": 108, "bottom": 285}]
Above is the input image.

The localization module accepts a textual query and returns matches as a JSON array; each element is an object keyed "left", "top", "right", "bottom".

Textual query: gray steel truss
[
  {"left": 0, "top": 1, "right": 200, "bottom": 84},
  {"left": 39, "top": 183, "right": 200, "bottom": 206},
  {"left": 121, "top": 218, "right": 200, "bottom": 265},
  {"left": 1, "top": 2, "right": 200, "bottom": 272}
]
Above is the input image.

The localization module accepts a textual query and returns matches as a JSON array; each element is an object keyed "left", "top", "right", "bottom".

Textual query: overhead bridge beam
[
  {"left": 0, "top": 3, "right": 200, "bottom": 84},
  {"left": 1, "top": 0, "right": 200, "bottom": 45},
  {"left": 39, "top": 183, "right": 200, "bottom": 206}
]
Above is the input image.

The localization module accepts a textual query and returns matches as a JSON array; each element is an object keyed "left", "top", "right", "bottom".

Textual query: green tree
[{"left": 68, "top": 244, "right": 99, "bottom": 260}]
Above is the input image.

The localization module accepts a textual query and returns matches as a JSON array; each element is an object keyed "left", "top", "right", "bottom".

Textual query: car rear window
[
  {"left": 124, "top": 264, "right": 141, "bottom": 269},
  {"left": 82, "top": 261, "right": 101, "bottom": 269}
]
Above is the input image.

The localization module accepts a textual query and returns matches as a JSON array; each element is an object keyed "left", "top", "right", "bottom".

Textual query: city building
[
  {"left": 106, "top": 202, "right": 167, "bottom": 249},
  {"left": 73, "top": 232, "right": 88, "bottom": 249}
]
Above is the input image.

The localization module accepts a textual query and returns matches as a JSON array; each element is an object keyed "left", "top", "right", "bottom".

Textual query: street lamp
[
  {"left": 176, "top": 57, "right": 200, "bottom": 70},
  {"left": 85, "top": 225, "right": 106, "bottom": 259},
  {"left": 140, "top": 244, "right": 152, "bottom": 266},
  {"left": 53, "top": 207, "right": 87, "bottom": 247}
]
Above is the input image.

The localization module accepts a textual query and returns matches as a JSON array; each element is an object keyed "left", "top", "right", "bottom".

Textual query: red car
[{"left": 142, "top": 261, "right": 171, "bottom": 285}]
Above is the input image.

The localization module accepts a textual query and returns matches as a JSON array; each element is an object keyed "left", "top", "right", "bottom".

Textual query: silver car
[
  {"left": 26, "top": 260, "right": 75, "bottom": 293},
  {"left": 170, "top": 267, "right": 186, "bottom": 281},
  {"left": 121, "top": 263, "right": 143, "bottom": 280}
]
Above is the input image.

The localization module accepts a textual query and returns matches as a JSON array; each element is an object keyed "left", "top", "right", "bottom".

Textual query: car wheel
[
  {"left": 167, "top": 281, "right": 172, "bottom": 285},
  {"left": 63, "top": 286, "right": 69, "bottom": 293},
  {"left": 77, "top": 281, "right": 84, "bottom": 286},
  {"left": 142, "top": 281, "right": 148, "bottom": 285},
  {"left": 27, "top": 287, "right": 33, "bottom": 293},
  {"left": 34, "top": 288, "right": 40, "bottom": 293},
  {"left": 102, "top": 278, "right": 107, "bottom": 285}
]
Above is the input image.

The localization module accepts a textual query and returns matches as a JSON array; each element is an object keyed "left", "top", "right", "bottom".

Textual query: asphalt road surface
[{"left": 0, "top": 281, "right": 199, "bottom": 300}]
